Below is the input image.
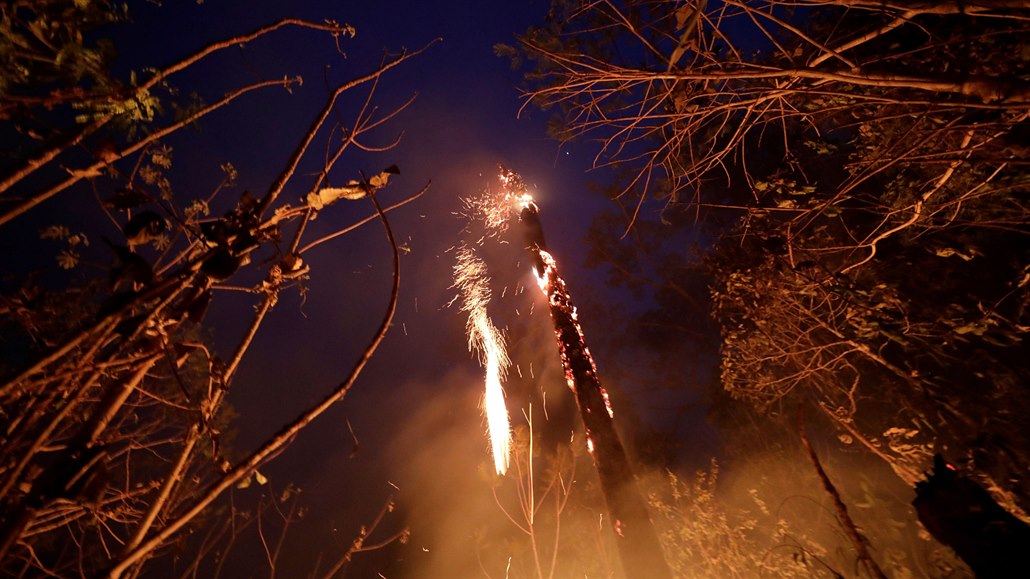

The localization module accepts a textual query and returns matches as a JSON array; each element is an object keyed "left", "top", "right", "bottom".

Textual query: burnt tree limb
[{"left": 520, "top": 202, "right": 671, "bottom": 579}]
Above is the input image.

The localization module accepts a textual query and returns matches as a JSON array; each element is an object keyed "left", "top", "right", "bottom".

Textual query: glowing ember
[{"left": 453, "top": 246, "right": 512, "bottom": 475}]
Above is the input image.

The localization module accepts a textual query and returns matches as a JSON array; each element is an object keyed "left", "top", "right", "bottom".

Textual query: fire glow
[{"left": 453, "top": 246, "right": 512, "bottom": 475}]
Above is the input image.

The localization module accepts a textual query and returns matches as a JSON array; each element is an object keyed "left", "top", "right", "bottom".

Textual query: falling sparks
[
  {"left": 448, "top": 166, "right": 533, "bottom": 477},
  {"left": 460, "top": 166, "right": 534, "bottom": 236},
  {"left": 453, "top": 245, "right": 512, "bottom": 474}
]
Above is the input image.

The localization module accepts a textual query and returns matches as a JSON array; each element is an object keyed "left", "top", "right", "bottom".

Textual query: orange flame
[{"left": 453, "top": 246, "right": 512, "bottom": 475}]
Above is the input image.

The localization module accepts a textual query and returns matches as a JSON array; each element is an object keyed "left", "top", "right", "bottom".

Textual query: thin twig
[{"left": 107, "top": 182, "right": 405, "bottom": 578}]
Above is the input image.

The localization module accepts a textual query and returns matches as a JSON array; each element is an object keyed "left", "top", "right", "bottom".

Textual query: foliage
[
  {"left": 0, "top": 7, "right": 424, "bottom": 577},
  {"left": 649, "top": 453, "right": 972, "bottom": 578},
  {"left": 655, "top": 459, "right": 840, "bottom": 576},
  {"left": 509, "top": 0, "right": 1030, "bottom": 569},
  {"left": 0, "top": 0, "right": 124, "bottom": 105},
  {"left": 704, "top": 64, "right": 1030, "bottom": 500}
]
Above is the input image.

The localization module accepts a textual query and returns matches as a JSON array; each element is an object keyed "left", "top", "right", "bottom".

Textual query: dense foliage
[{"left": 507, "top": 0, "right": 1029, "bottom": 573}]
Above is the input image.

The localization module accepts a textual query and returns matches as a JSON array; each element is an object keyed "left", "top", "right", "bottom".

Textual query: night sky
[
  {"left": 69, "top": 1, "right": 711, "bottom": 575},
  {"left": 7, "top": 2, "right": 1029, "bottom": 576}
]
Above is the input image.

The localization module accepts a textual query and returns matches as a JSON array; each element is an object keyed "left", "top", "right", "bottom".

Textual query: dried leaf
[
  {"left": 150, "top": 144, "right": 172, "bottom": 169},
  {"left": 57, "top": 250, "right": 79, "bottom": 270},
  {"left": 185, "top": 199, "right": 209, "bottom": 220},
  {"left": 220, "top": 162, "right": 238, "bottom": 182},
  {"left": 40, "top": 225, "right": 70, "bottom": 240},
  {"left": 69, "top": 166, "right": 103, "bottom": 179},
  {"left": 954, "top": 322, "right": 986, "bottom": 336},
  {"left": 369, "top": 172, "right": 389, "bottom": 189},
  {"left": 307, "top": 181, "right": 366, "bottom": 209},
  {"left": 369, "top": 165, "right": 401, "bottom": 189},
  {"left": 934, "top": 247, "right": 977, "bottom": 261}
]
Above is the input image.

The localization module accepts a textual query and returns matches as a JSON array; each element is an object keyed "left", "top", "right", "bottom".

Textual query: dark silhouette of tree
[{"left": 915, "top": 454, "right": 1030, "bottom": 578}]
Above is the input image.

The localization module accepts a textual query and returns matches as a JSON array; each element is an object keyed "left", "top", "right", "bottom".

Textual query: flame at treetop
[{"left": 453, "top": 246, "right": 512, "bottom": 475}]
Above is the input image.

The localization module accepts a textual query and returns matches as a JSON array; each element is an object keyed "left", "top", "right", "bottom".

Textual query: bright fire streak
[
  {"left": 476, "top": 313, "right": 511, "bottom": 474},
  {"left": 453, "top": 246, "right": 512, "bottom": 474}
]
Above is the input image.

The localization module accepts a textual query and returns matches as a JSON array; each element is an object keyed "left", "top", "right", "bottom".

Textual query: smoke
[
  {"left": 377, "top": 361, "right": 969, "bottom": 578},
  {"left": 383, "top": 367, "right": 529, "bottom": 577},
  {"left": 382, "top": 363, "right": 619, "bottom": 578},
  {"left": 633, "top": 416, "right": 973, "bottom": 578},
  {"left": 370, "top": 172, "right": 967, "bottom": 578}
]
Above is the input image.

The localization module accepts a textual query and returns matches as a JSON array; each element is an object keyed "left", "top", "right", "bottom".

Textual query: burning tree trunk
[{"left": 515, "top": 186, "right": 671, "bottom": 579}]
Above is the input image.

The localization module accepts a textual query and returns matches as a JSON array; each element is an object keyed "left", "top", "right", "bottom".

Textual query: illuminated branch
[
  {"left": 321, "top": 495, "right": 407, "bottom": 579},
  {"left": 256, "top": 38, "right": 441, "bottom": 217},
  {"left": 516, "top": 0, "right": 1030, "bottom": 222},
  {"left": 299, "top": 185, "right": 428, "bottom": 254},
  {"left": 799, "top": 412, "right": 888, "bottom": 579},
  {"left": 0, "top": 12, "right": 430, "bottom": 575},
  {"left": 106, "top": 186, "right": 403, "bottom": 578}
]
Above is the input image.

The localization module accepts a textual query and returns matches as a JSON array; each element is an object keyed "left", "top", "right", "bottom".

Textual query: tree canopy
[{"left": 506, "top": 0, "right": 1029, "bottom": 572}]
